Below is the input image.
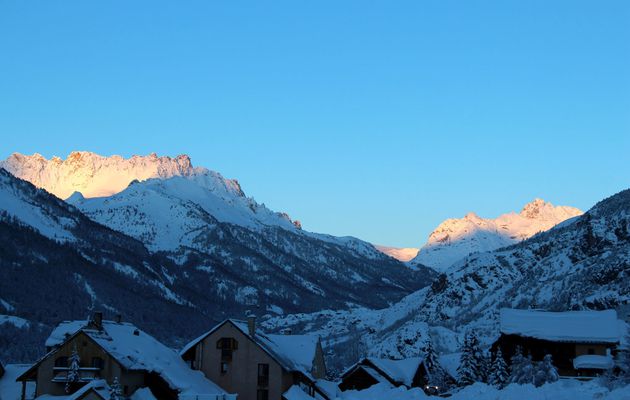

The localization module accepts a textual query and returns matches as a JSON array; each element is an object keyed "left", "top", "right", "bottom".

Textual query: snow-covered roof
[
  {"left": 314, "top": 380, "right": 342, "bottom": 400},
  {"left": 130, "top": 387, "right": 158, "bottom": 400},
  {"left": 282, "top": 385, "right": 314, "bottom": 400},
  {"left": 181, "top": 319, "right": 320, "bottom": 380},
  {"left": 43, "top": 320, "right": 228, "bottom": 397},
  {"left": 0, "top": 364, "right": 35, "bottom": 400},
  {"left": 341, "top": 357, "right": 423, "bottom": 388},
  {"left": 499, "top": 308, "right": 620, "bottom": 344},
  {"left": 366, "top": 358, "right": 423, "bottom": 387},
  {"left": 573, "top": 355, "right": 614, "bottom": 370},
  {"left": 67, "top": 379, "right": 109, "bottom": 400}
]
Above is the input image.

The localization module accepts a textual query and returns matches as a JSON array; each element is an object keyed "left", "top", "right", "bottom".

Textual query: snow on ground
[
  {"left": 335, "top": 380, "right": 630, "bottom": 400},
  {"left": 0, "top": 364, "right": 36, "bottom": 400}
]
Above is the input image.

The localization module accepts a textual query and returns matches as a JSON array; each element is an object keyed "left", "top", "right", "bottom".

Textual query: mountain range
[
  {"left": 0, "top": 152, "right": 435, "bottom": 362},
  {"left": 263, "top": 187, "right": 630, "bottom": 373},
  {"left": 1, "top": 150, "right": 625, "bottom": 379}
]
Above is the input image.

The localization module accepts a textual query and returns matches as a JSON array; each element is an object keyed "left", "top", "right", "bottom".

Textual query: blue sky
[{"left": 1, "top": 1, "right": 629, "bottom": 247}]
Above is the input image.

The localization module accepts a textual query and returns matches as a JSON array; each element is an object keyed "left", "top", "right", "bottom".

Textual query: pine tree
[
  {"left": 109, "top": 377, "right": 122, "bottom": 400},
  {"left": 488, "top": 348, "right": 509, "bottom": 388},
  {"left": 533, "top": 354, "right": 559, "bottom": 387},
  {"left": 422, "top": 337, "right": 439, "bottom": 372},
  {"left": 457, "top": 331, "right": 482, "bottom": 386},
  {"left": 65, "top": 345, "right": 81, "bottom": 393},
  {"left": 422, "top": 337, "right": 449, "bottom": 391},
  {"left": 477, "top": 349, "right": 490, "bottom": 383}
]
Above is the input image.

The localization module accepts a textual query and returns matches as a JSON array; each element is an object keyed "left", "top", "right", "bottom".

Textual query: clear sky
[{"left": 1, "top": 1, "right": 629, "bottom": 247}]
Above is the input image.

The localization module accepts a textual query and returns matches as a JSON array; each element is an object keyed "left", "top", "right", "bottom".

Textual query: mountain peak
[
  {"left": 410, "top": 198, "right": 583, "bottom": 271},
  {"left": 520, "top": 198, "right": 551, "bottom": 218},
  {"left": 0, "top": 151, "right": 203, "bottom": 199}
]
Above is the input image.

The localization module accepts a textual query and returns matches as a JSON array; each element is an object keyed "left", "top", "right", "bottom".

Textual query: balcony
[{"left": 51, "top": 367, "right": 102, "bottom": 382}]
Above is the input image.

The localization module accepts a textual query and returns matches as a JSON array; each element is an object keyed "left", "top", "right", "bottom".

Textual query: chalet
[
  {"left": 180, "top": 317, "right": 327, "bottom": 400},
  {"left": 16, "top": 313, "right": 234, "bottom": 400},
  {"left": 339, "top": 357, "right": 429, "bottom": 392},
  {"left": 492, "top": 308, "right": 622, "bottom": 377}
]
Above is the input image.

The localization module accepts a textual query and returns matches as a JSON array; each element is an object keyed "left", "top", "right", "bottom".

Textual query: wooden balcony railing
[{"left": 51, "top": 367, "right": 102, "bottom": 382}]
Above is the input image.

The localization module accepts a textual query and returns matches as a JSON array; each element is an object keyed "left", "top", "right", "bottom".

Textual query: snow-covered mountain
[
  {"left": 1, "top": 151, "right": 202, "bottom": 199},
  {"left": 265, "top": 189, "right": 630, "bottom": 372},
  {"left": 0, "top": 153, "right": 437, "bottom": 362},
  {"left": 374, "top": 246, "right": 419, "bottom": 262},
  {"left": 408, "top": 199, "right": 583, "bottom": 272}
]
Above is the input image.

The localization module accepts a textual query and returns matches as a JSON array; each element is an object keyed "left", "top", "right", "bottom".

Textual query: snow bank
[{"left": 335, "top": 380, "right": 630, "bottom": 400}]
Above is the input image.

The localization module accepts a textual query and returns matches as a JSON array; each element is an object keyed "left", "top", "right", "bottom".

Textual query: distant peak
[
  {"left": 520, "top": 198, "right": 552, "bottom": 218},
  {"left": 66, "top": 191, "right": 85, "bottom": 204},
  {"left": 464, "top": 211, "right": 480, "bottom": 220}
]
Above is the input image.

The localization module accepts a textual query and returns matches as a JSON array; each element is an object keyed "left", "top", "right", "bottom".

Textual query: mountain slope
[
  {"left": 264, "top": 190, "right": 629, "bottom": 371},
  {"left": 67, "top": 175, "right": 431, "bottom": 310},
  {"left": 409, "top": 199, "right": 583, "bottom": 271}
]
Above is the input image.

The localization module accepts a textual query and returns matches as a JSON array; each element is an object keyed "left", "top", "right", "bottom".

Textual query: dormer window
[{"left": 216, "top": 338, "right": 238, "bottom": 361}]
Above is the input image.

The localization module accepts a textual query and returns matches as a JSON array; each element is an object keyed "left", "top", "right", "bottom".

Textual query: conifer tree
[
  {"left": 422, "top": 337, "right": 449, "bottom": 390},
  {"left": 65, "top": 345, "right": 81, "bottom": 393},
  {"left": 488, "top": 348, "right": 509, "bottom": 388},
  {"left": 109, "top": 377, "right": 122, "bottom": 400},
  {"left": 533, "top": 354, "right": 559, "bottom": 387},
  {"left": 457, "top": 331, "right": 482, "bottom": 386}
]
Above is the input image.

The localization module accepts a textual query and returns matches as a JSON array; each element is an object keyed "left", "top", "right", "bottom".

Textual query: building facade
[{"left": 181, "top": 318, "right": 327, "bottom": 400}]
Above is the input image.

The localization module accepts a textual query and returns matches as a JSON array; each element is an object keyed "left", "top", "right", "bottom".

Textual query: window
[
  {"left": 54, "top": 357, "right": 68, "bottom": 368},
  {"left": 216, "top": 338, "right": 238, "bottom": 361},
  {"left": 256, "top": 389, "right": 269, "bottom": 400},
  {"left": 91, "top": 357, "right": 104, "bottom": 369},
  {"left": 257, "top": 363, "right": 269, "bottom": 387},
  {"left": 588, "top": 348, "right": 595, "bottom": 355},
  {"left": 220, "top": 362, "right": 229, "bottom": 375}
]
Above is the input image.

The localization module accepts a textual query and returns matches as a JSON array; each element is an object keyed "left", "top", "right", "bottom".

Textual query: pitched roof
[
  {"left": 68, "top": 379, "right": 109, "bottom": 400},
  {"left": 341, "top": 357, "right": 424, "bottom": 388},
  {"left": 180, "top": 319, "right": 320, "bottom": 380},
  {"left": 33, "top": 320, "right": 229, "bottom": 397},
  {"left": 499, "top": 308, "right": 620, "bottom": 344}
]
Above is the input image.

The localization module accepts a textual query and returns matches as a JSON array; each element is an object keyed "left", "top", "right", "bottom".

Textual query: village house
[
  {"left": 492, "top": 308, "right": 624, "bottom": 377},
  {"left": 179, "top": 317, "right": 328, "bottom": 400},
  {"left": 338, "top": 357, "right": 440, "bottom": 393},
  {"left": 16, "top": 313, "right": 234, "bottom": 400}
]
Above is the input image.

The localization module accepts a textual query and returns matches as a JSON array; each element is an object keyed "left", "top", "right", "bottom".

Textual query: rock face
[{"left": 409, "top": 199, "right": 583, "bottom": 272}]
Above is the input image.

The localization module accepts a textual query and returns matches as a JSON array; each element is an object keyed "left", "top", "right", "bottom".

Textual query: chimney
[
  {"left": 92, "top": 312, "right": 103, "bottom": 330},
  {"left": 247, "top": 315, "right": 256, "bottom": 337},
  {"left": 115, "top": 314, "right": 122, "bottom": 323}
]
